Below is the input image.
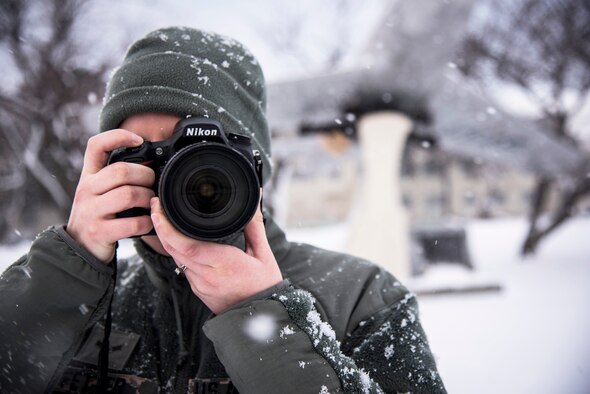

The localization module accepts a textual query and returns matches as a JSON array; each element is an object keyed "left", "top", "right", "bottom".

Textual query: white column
[{"left": 347, "top": 111, "right": 413, "bottom": 278}]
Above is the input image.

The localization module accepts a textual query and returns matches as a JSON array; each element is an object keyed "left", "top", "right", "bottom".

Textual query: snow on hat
[{"left": 99, "top": 26, "right": 272, "bottom": 183}]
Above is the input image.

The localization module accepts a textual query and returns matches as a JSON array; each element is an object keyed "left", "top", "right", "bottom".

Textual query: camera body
[{"left": 108, "top": 118, "right": 262, "bottom": 241}]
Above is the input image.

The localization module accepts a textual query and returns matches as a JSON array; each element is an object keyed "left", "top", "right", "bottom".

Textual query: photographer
[{"left": 0, "top": 27, "right": 446, "bottom": 393}]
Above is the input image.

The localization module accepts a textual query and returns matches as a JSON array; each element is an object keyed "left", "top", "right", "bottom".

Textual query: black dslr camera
[{"left": 108, "top": 118, "right": 263, "bottom": 241}]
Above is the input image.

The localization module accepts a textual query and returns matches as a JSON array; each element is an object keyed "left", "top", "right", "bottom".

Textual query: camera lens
[
  {"left": 158, "top": 143, "right": 260, "bottom": 240},
  {"left": 183, "top": 168, "right": 232, "bottom": 215}
]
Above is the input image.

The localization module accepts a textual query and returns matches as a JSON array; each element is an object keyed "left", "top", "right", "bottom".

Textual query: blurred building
[
  {"left": 271, "top": 134, "right": 564, "bottom": 229},
  {"left": 400, "top": 143, "right": 556, "bottom": 223},
  {"left": 265, "top": 0, "right": 587, "bottom": 236}
]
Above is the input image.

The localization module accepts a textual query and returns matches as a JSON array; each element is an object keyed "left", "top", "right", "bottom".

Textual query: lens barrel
[{"left": 158, "top": 143, "right": 260, "bottom": 240}]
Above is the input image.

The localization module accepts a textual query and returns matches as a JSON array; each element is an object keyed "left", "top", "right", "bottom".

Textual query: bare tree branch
[
  {"left": 0, "top": 0, "right": 108, "bottom": 241},
  {"left": 458, "top": 0, "right": 590, "bottom": 255}
]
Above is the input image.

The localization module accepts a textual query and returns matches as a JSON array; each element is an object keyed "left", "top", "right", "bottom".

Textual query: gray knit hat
[{"left": 99, "top": 26, "right": 272, "bottom": 183}]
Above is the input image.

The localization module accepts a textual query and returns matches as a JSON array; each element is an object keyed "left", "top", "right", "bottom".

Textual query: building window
[
  {"left": 401, "top": 147, "right": 416, "bottom": 177},
  {"left": 464, "top": 191, "right": 476, "bottom": 207},
  {"left": 403, "top": 194, "right": 413, "bottom": 209},
  {"left": 461, "top": 160, "right": 479, "bottom": 178},
  {"left": 489, "top": 189, "right": 505, "bottom": 205},
  {"left": 427, "top": 194, "right": 446, "bottom": 213}
]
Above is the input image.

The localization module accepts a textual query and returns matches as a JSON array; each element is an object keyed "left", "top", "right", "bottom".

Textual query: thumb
[{"left": 243, "top": 202, "right": 271, "bottom": 258}]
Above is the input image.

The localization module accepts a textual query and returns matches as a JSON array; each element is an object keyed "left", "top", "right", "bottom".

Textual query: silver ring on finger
[{"left": 174, "top": 264, "right": 188, "bottom": 276}]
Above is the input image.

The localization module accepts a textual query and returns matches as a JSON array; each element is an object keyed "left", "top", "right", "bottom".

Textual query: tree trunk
[
  {"left": 522, "top": 173, "right": 590, "bottom": 255},
  {"left": 522, "top": 176, "right": 552, "bottom": 255}
]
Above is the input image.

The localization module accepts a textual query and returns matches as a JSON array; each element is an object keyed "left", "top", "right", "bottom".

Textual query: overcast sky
[
  {"left": 79, "top": 0, "right": 389, "bottom": 82},
  {"left": 75, "top": 0, "right": 589, "bottom": 143},
  {"left": 2, "top": 0, "right": 588, "bottom": 143}
]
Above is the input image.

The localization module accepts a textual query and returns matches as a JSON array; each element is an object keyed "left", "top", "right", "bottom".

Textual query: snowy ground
[{"left": 2, "top": 217, "right": 589, "bottom": 393}]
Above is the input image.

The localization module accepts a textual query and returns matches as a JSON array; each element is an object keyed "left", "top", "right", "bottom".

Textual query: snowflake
[
  {"left": 384, "top": 344, "right": 395, "bottom": 359},
  {"left": 280, "top": 325, "right": 296, "bottom": 338}
]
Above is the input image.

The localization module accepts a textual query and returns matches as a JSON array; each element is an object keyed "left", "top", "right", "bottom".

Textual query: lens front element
[
  {"left": 159, "top": 143, "right": 260, "bottom": 240},
  {"left": 184, "top": 168, "right": 233, "bottom": 216}
]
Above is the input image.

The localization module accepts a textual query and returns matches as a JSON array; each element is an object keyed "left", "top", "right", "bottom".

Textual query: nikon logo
[{"left": 185, "top": 127, "right": 218, "bottom": 137}]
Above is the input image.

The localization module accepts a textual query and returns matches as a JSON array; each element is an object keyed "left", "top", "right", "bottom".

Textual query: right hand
[{"left": 66, "top": 130, "right": 156, "bottom": 263}]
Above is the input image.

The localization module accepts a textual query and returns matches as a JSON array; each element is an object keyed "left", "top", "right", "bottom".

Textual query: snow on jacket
[{"left": 0, "top": 213, "right": 446, "bottom": 393}]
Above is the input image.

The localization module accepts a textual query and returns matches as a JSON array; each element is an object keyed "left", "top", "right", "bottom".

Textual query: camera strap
[{"left": 97, "top": 243, "right": 118, "bottom": 393}]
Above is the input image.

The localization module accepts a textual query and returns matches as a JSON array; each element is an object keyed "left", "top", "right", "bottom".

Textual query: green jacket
[{"left": 0, "top": 214, "right": 446, "bottom": 393}]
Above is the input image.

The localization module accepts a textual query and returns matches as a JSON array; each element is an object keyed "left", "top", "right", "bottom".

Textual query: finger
[
  {"left": 114, "top": 215, "right": 154, "bottom": 240},
  {"left": 151, "top": 197, "right": 239, "bottom": 264},
  {"left": 184, "top": 267, "right": 215, "bottom": 296},
  {"left": 83, "top": 129, "right": 144, "bottom": 175},
  {"left": 150, "top": 197, "right": 206, "bottom": 257},
  {"left": 96, "top": 186, "right": 155, "bottom": 217},
  {"left": 91, "top": 162, "right": 155, "bottom": 195},
  {"left": 96, "top": 215, "right": 154, "bottom": 243},
  {"left": 179, "top": 259, "right": 214, "bottom": 278},
  {"left": 243, "top": 199, "right": 271, "bottom": 258}
]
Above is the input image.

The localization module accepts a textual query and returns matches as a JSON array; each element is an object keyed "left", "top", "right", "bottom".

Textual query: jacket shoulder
[{"left": 280, "top": 241, "right": 410, "bottom": 340}]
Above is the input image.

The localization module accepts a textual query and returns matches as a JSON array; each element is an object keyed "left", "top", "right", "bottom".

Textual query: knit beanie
[{"left": 99, "top": 26, "right": 272, "bottom": 183}]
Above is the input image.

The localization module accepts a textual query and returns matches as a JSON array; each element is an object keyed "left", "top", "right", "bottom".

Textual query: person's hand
[
  {"left": 67, "top": 130, "right": 156, "bottom": 263},
  {"left": 150, "top": 196, "right": 283, "bottom": 314}
]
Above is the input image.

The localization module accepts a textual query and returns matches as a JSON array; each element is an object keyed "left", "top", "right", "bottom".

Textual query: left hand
[{"left": 150, "top": 196, "right": 283, "bottom": 314}]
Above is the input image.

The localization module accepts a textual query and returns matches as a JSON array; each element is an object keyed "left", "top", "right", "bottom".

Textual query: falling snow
[
  {"left": 384, "top": 345, "right": 394, "bottom": 359},
  {"left": 78, "top": 304, "right": 89, "bottom": 315},
  {"left": 245, "top": 313, "right": 276, "bottom": 342},
  {"left": 280, "top": 325, "right": 296, "bottom": 338}
]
